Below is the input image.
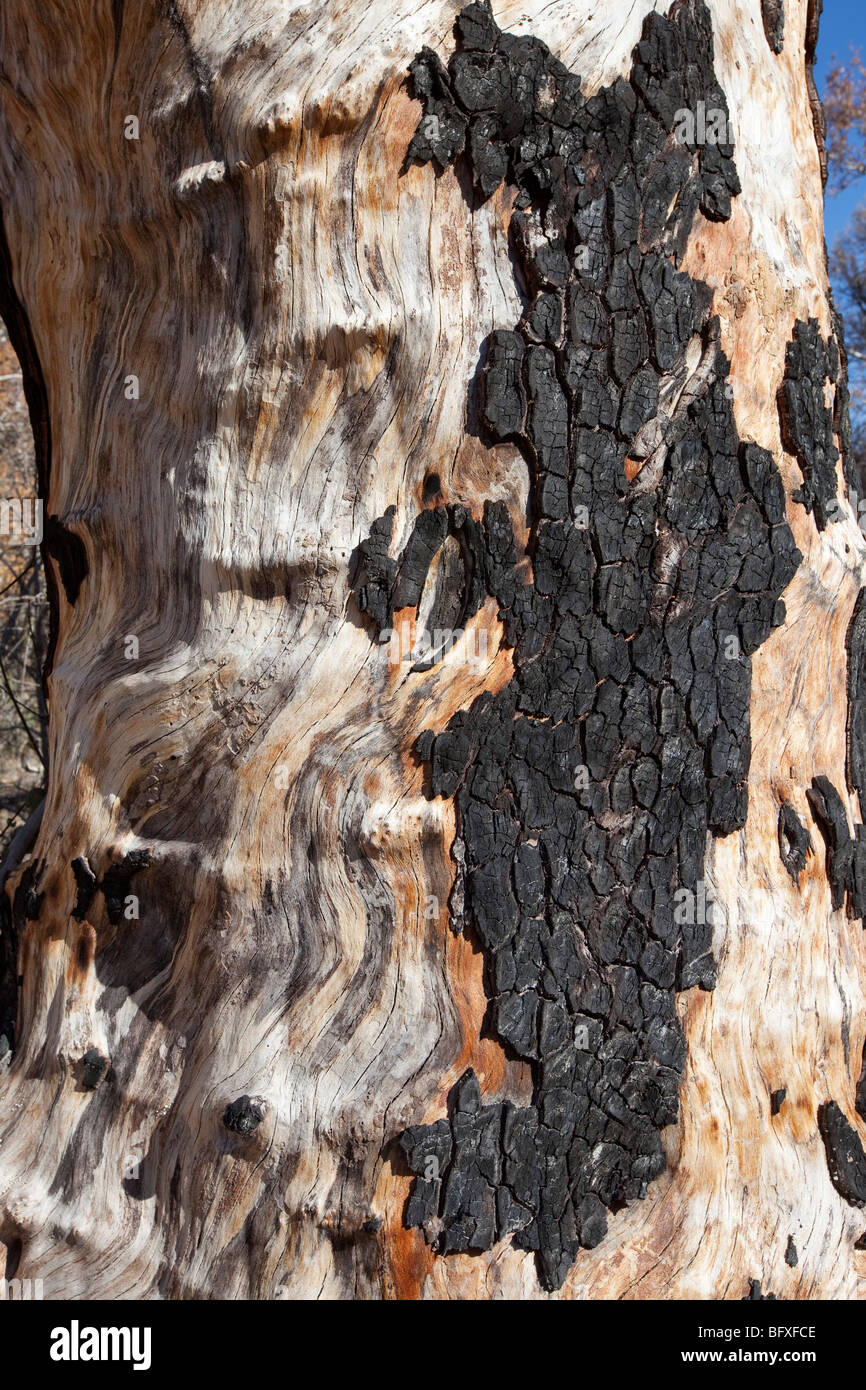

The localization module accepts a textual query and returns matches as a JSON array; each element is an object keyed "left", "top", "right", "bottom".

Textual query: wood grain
[{"left": 0, "top": 0, "right": 864, "bottom": 1300}]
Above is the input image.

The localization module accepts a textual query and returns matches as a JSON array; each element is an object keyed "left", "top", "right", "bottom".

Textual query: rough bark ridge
[
  {"left": 760, "top": 0, "right": 785, "bottom": 55},
  {"left": 356, "top": 0, "right": 801, "bottom": 1292},
  {"left": 805, "top": 0, "right": 827, "bottom": 188},
  {"left": 1, "top": 0, "right": 865, "bottom": 1301},
  {"left": 779, "top": 317, "right": 844, "bottom": 529}
]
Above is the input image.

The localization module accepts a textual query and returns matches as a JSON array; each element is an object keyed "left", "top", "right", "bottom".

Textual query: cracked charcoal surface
[
  {"left": 806, "top": 776, "right": 866, "bottom": 920},
  {"left": 771, "top": 1086, "right": 787, "bottom": 1116},
  {"left": 223, "top": 1095, "right": 265, "bottom": 1136},
  {"left": 71, "top": 857, "right": 98, "bottom": 922},
  {"left": 359, "top": 0, "right": 802, "bottom": 1292},
  {"left": 778, "top": 319, "right": 843, "bottom": 531},
  {"left": 818, "top": 1100, "right": 866, "bottom": 1207},
  {"left": 760, "top": 0, "right": 785, "bottom": 54},
  {"left": 358, "top": 504, "right": 488, "bottom": 638},
  {"left": 99, "top": 849, "right": 151, "bottom": 926},
  {"left": 778, "top": 803, "right": 811, "bottom": 881},
  {"left": 81, "top": 1048, "right": 109, "bottom": 1090},
  {"left": 785, "top": 1234, "right": 798, "bottom": 1266},
  {"left": 745, "top": 1278, "right": 777, "bottom": 1300}
]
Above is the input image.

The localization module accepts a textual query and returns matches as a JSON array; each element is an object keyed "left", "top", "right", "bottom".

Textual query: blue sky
[{"left": 817, "top": 0, "right": 866, "bottom": 243}]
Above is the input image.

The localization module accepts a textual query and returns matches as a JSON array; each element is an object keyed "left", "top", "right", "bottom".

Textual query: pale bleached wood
[{"left": 0, "top": 0, "right": 864, "bottom": 1301}]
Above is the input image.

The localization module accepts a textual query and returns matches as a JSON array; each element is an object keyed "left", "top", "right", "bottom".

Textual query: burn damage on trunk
[
  {"left": 43, "top": 516, "right": 89, "bottom": 607},
  {"left": 70, "top": 849, "right": 151, "bottom": 928},
  {"left": 818, "top": 1100, "right": 866, "bottom": 1207},
  {"left": 778, "top": 802, "right": 812, "bottom": 881},
  {"left": 223, "top": 1095, "right": 266, "bottom": 1136},
  {"left": 71, "top": 857, "right": 98, "bottom": 922},
  {"left": 99, "top": 849, "right": 152, "bottom": 926},
  {"left": 357, "top": 503, "right": 487, "bottom": 639},
  {"left": 745, "top": 1278, "right": 777, "bottom": 1300},
  {"left": 806, "top": 776, "right": 866, "bottom": 918},
  {"left": 809, "top": 593, "right": 866, "bottom": 919},
  {"left": 353, "top": 0, "right": 801, "bottom": 1290},
  {"left": 80, "top": 1047, "right": 110, "bottom": 1091},
  {"left": 778, "top": 319, "right": 845, "bottom": 531},
  {"left": 760, "top": 0, "right": 785, "bottom": 55}
]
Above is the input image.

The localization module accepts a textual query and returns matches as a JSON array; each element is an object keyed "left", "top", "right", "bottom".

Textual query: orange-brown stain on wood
[
  {"left": 72, "top": 925, "right": 95, "bottom": 978},
  {"left": 381, "top": 1200, "right": 435, "bottom": 1300}
]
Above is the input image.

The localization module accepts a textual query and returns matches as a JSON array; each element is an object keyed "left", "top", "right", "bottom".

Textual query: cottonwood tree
[
  {"left": 1, "top": 0, "right": 866, "bottom": 1300},
  {"left": 830, "top": 210, "right": 866, "bottom": 487},
  {"left": 825, "top": 45, "right": 866, "bottom": 190},
  {"left": 824, "top": 48, "right": 866, "bottom": 485}
]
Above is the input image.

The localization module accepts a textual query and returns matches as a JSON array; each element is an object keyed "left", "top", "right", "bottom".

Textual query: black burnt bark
[
  {"left": 760, "top": 0, "right": 785, "bottom": 55},
  {"left": 818, "top": 1100, "right": 866, "bottom": 1207},
  {"left": 356, "top": 0, "right": 802, "bottom": 1291}
]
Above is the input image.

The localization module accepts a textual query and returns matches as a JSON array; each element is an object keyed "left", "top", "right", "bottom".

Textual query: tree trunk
[{"left": 1, "top": 0, "right": 865, "bottom": 1301}]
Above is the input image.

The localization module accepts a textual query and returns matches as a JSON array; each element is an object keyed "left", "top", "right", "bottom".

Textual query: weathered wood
[{"left": 0, "top": 0, "right": 865, "bottom": 1300}]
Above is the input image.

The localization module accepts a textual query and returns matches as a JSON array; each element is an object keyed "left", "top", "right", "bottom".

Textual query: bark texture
[{"left": 1, "top": 0, "right": 865, "bottom": 1300}]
